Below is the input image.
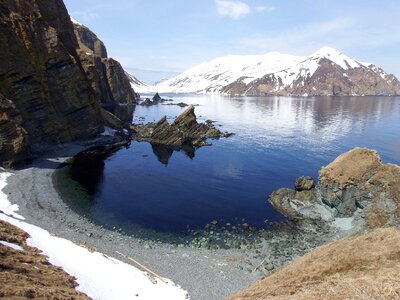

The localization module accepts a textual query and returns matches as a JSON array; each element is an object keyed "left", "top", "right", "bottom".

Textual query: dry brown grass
[
  {"left": 319, "top": 147, "right": 382, "bottom": 185},
  {"left": 226, "top": 227, "right": 400, "bottom": 300},
  {"left": 0, "top": 220, "right": 91, "bottom": 299}
]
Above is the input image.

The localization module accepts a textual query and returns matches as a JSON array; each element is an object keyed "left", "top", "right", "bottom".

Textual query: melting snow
[
  {"left": 0, "top": 171, "right": 24, "bottom": 220},
  {"left": 0, "top": 240, "right": 23, "bottom": 251}
]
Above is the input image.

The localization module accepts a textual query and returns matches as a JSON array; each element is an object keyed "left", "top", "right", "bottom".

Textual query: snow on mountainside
[
  {"left": 125, "top": 71, "right": 155, "bottom": 94},
  {"left": 135, "top": 47, "right": 400, "bottom": 96}
]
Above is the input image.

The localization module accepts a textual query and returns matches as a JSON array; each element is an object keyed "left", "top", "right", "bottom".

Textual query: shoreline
[{"left": 2, "top": 138, "right": 342, "bottom": 300}]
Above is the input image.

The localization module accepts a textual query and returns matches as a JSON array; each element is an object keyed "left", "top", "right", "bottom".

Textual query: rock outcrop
[
  {"left": 132, "top": 105, "right": 230, "bottom": 148},
  {"left": 226, "top": 227, "right": 400, "bottom": 300},
  {"left": 268, "top": 148, "right": 400, "bottom": 230},
  {"left": 0, "top": 0, "right": 138, "bottom": 167},
  {"left": 72, "top": 19, "right": 139, "bottom": 119},
  {"left": 0, "top": 94, "right": 30, "bottom": 168}
]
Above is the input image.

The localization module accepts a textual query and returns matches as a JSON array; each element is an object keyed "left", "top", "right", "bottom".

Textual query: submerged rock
[
  {"left": 140, "top": 93, "right": 172, "bottom": 106},
  {"left": 268, "top": 147, "right": 400, "bottom": 231},
  {"left": 132, "top": 105, "right": 231, "bottom": 149}
]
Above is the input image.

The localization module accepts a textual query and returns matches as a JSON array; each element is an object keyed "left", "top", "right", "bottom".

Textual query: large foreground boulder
[{"left": 268, "top": 148, "right": 400, "bottom": 230}]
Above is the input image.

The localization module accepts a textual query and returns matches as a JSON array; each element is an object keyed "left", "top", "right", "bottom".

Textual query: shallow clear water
[{"left": 60, "top": 95, "right": 400, "bottom": 236}]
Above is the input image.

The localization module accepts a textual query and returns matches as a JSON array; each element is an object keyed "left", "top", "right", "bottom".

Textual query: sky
[{"left": 65, "top": 0, "right": 400, "bottom": 84}]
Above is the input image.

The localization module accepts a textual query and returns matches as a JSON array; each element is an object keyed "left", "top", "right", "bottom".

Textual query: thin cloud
[
  {"left": 236, "top": 18, "right": 355, "bottom": 54},
  {"left": 215, "top": 0, "right": 251, "bottom": 20},
  {"left": 255, "top": 6, "right": 275, "bottom": 12}
]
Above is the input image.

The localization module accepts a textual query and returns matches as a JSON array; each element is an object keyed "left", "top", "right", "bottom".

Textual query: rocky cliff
[
  {"left": 0, "top": 0, "right": 138, "bottom": 168},
  {"left": 72, "top": 19, "right": 139, "bottom": 112},
  {"left": 0, "top": 94, "right": 30, "bottom": 168}
]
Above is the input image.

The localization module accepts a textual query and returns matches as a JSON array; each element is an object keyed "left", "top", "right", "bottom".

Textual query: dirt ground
[
  {"left": 0, "top": 220, "right": 90, "bottom": 299},
  {"left": 225, "top": 227, "right": 400, "bottom": 300}
]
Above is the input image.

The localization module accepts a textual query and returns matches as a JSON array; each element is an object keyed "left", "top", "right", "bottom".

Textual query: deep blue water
[{"left": 61, "top": 95, "right": 400, "bottom": 236}]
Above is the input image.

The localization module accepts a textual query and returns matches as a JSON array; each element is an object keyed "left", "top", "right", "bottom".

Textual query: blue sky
[{"left": 65, "top": 0, "right": 400, "bottom": 84}]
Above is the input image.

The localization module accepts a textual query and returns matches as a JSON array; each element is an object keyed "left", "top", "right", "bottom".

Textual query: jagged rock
[
  {"left": 295, "top": 176, "right": 315, "bottom": 191},
  {"left": 140, "top": 94, "right": 173, "bottom": 106},
  {"left": 141, "top": 98, "right": 153, "bottom": 106},
  {"left": 132, "top": 105, "right": 230, "bottom": 148},
  {"left": 0, "top": 95, "right": 30, "bottom": 168},
  {"left": 72, "top": 20, "right": 138, "bottom": 121},
  {"left": 268, "top": 148, "right": 400, "bottom": 230},
  {"left": 152, "top": 93, "right": 162, "bottom": 102}
]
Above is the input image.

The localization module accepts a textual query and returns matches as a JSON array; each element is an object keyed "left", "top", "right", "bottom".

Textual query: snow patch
[
  {"left": 0, "top": 240, "right": 23, "bottom": 251},
  {"left": 100, "top": 126, "right": 117, "bottom": 136},
  {"left": 0, "top": 172, "right": 189, "bottom": 300},
  {"left": 70, "top": 17, "right": 82, "bottom": 26},
  {"left": 0, "top": 171, "right": 24, "bottom": 220}
]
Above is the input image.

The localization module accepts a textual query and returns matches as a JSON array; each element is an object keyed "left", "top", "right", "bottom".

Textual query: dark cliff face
[
  {"left": 0, "top": 0, "right": 104, "bottom": 163},
  {"left": 0, "top": 94, "right": 30, "bottom": 168},
  {"left": 73, "top": 22, "right": 139, "bottom": 112},
  {"left": 0, "top": 0, "right": 138, "bottom": 168}
]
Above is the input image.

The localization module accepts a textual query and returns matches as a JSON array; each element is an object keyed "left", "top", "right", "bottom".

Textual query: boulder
[
  {"left": 269, "top": 188, "right": 333, "bottom": 223},
  {"left": 295, "top": 176, "right": 315, "bottom": 191},
  {"left": 267, "top": 148, "right": 400, "bottom": 230}
]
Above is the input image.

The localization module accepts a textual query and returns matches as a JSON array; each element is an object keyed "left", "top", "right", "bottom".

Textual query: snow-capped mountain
[{"left": 137, "top": 47, "right": 400, "bottom": 96}]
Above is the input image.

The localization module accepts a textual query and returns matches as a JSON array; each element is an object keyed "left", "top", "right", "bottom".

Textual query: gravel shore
[{"left": 3, "top": 139, "right": 336, "bottom": 300}]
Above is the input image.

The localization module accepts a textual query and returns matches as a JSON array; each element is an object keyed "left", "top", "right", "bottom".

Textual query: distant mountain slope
[
  {"left": 146, "top": 47, "right": 400, "bottom": 96},
  {"left": 125, "top": 71, "right": 153, "bottom": 93}
]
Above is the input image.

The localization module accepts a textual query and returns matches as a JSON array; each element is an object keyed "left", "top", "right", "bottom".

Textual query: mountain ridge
[{"left": 133, "top": 47, "right": 400, "bottom": 96}]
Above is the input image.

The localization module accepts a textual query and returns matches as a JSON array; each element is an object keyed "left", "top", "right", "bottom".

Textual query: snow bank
[
  {"left": 0, "top": 171, "right": 189, "bottom": 300},
  {"left": 0, "top": 170, "right": 24, "bottom": 220}
]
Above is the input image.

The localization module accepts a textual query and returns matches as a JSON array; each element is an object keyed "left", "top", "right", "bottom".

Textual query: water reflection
[
  {"left": 62, "top": 95, "right": 399, "bottom": 235},
  {"left": 138, "top": 95, "right": 399, "bottom": 160},
  {"left": 70, "top": 145, "right": 127, "bottom": 195},
  {"left": 151, "top": 143, "right": 196, "bottom": 165}
]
